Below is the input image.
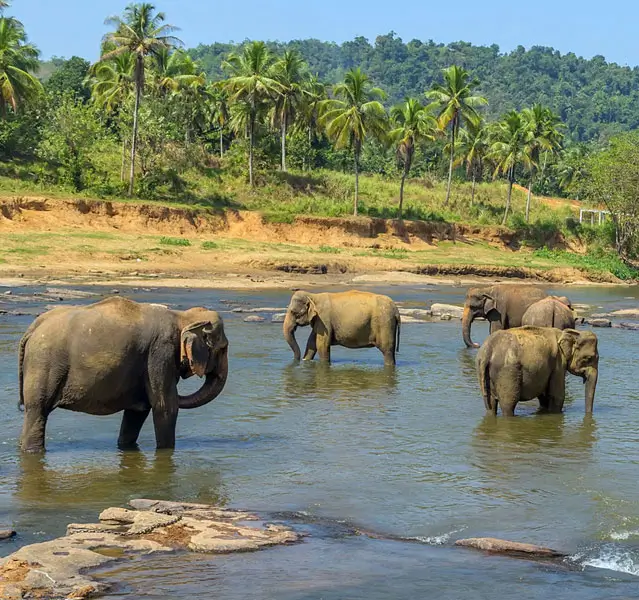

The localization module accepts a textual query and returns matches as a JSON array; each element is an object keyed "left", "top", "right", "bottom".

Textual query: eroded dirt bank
[{"left": 0, "top": 195, "right": 620, "bottom": 288}]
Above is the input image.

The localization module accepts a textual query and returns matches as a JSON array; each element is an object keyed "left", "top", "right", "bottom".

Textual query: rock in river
[
  {"left": 243, "top": 315, "right": 266, "bottom": 323},
  {"left": 0, "top": 529, "right": 16, "bottom": 540},
  {"left": 430, "top": 303, "right": 464, "bottom": 320},
  {"left": 455, "top": 537, "right": 566, "bottom": 558},
  {"left": 0, "top": 499, "right": 300, "bottom": 600},
  {"left": 585, "top": 318, "right": 612, "bottom": 328}
]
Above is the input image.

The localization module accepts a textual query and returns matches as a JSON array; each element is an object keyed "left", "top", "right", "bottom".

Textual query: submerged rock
[
  {"left": 243, "top": 315, "right": 266, "bottom": 323},
  {"left": 619, "top": 321, "right": 639, "bottom": 331},
  {"left": 430, "top": 303, "right": 464, "bottom": 319},
  {"left": 0, "top": 499, "right": 300, "bottom": 600},
  {"left": 455, "top": 537, "right": 566, "bottom": 558},
  {"left": 399, "top": 308, "right": 433, "bottom": 319},
  {"left": 585, "top": 318, "right": 612, "bottom": 328},
  {"left": 271, "top": 313, "right": 287, "bottom": 323},
  {"left": 0, "top": 529, "right": 16, "bottom": 540}
]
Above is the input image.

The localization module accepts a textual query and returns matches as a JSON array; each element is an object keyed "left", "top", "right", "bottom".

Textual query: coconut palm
[
  {"left": 426, "top": 65, "right": 487, "bottom": 205},
  {"left": 389, "top": 98, "right": 437, "bottom": 220},
  {"left": 488, "top": 110, "right": 534, "bottom": 225},
  {"left": 271, "top": 49, "right": 308, "bottom": 172},
  {"left": 88, "top": 50, "right": 135, "bottom": 180},
  {"left": 152, "top": 48, "right": 203, "bottom": 96},
  {"left": 556, "top": 144, "right": 590, "bottom": 199},
  {"left": 521, "top": 104, "right": 564, "bottom": 221},
  {"left": 0, "top": 17, "right": 42, "bottom": 115},
  {"left": 455, "top": 120, "right": 488, "bottom": 205},
  {"left": 101, "top": 3, "right": 181, "bottom": 195},
  {"left": 222, "top": 41, "right": 281, "bottom": 186},
  {"left": 296, "top": 74, "right": 326, "bottom": 170},
  {"left": 320, "top": 68, "right": 387, "bottom": 216}
]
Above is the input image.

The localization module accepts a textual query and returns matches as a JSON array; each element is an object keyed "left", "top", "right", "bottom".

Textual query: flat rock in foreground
[
  {"left": 0, "top": 499, "right": 300, "bottom": 600},
  {"left": 455, "top": 537, "right": 566, "bottom": 558}
]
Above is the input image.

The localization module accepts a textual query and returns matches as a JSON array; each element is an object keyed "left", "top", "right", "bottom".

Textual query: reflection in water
[
  {"left": 282, "top": 362, "right": 398, "bottom": 400},
  {"left": 457, "top": 348, "right": 478, "bottom": 381},
  {"left": 16, "top": 451, "right": 226, "bottom": 509}
]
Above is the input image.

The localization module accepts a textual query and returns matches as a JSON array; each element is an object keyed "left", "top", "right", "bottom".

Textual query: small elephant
[
  {"left": 476, "top": 326, "right": 599, "bottom": 416},
  {"left": 522, "top": 297, "right": 575, "bottom": 330},
  {"left": 283, "top": 290, "right": 400, "bottom": 365},
  {"left": 462, "top": 284, "right": 549, "bottom": 348},
  {"left": 18, "top": 297, "right": 229, "bottom": 452}
]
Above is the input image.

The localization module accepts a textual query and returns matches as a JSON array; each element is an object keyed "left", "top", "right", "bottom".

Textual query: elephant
[
  {"left": 476, "top": 326, "right": 599, "bottom": 416},
  {"left": 462, "top": 284, "right": 549, "bottom": 348},
  {"left": 283, "top": 290, "right": 401, "bottom": 365},
  {"left": 522, "top": 296, "right": 576, "bottom": 330},
  {"left": 18, "top": 296, "right": 229, "bottom": 453}
]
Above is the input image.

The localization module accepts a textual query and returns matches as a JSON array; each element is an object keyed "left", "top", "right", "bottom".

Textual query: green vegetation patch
[{"left": 159, "top": 236, "right": 191, "bottom": 247}]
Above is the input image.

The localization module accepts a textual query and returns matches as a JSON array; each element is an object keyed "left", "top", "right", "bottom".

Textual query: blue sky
[{"left": 14, "top": 0, "right": 638, "bottom": 65}]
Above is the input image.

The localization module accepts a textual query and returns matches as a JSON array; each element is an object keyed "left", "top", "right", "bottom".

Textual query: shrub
[{"left": 159, "top": 237, "right": 191, "bottom": 246}]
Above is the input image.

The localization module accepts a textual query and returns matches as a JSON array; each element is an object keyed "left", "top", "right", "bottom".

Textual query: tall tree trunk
[
  {"left": 444, "top": 117, "right": 456, "bottom": 205},
  {"left": 354, "top": 146, "right": 360, "bottom": 216},
  {"left": 120, "top": 137, "right": 127, "bottom": 183},
  {"left": 525, "top": 172, "right": 534, "bottom": 222},
  {"left": 128, "top": 78, "right": 142, "bottom": 197},
  {"left": 248, "top": 108, "right": 255, "bottom": 187},
  {"left": 281, "top": 113, "right": 287, "bottom": 172},
  {"left": 219, "top": 129, "right": 224, "bottom": 158},
  {"left": 471, "top": 172, "right": 476, "bottom": 205},
  {"left": 502, "top": 168, "right": 513, "bottom": 225},
  {"left": 398, "top": 151, "right": 412, "bottom": 221}
]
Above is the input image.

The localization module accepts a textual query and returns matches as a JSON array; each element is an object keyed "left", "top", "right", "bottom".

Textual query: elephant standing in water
[
  {"left": 522, "top": 297, "right": 575, "bottom": 330},
  {"left": 18, "top": 297, "right": 229, "bottom": 452},
  {"left": 476, "top": 327, "right": 599, "bottom": 416},
  {"left": 283, "top": 290, "right": 401, "bottom": 365},
  {"left": 462, "top": 284, "right": 550, "bottom": 347}
]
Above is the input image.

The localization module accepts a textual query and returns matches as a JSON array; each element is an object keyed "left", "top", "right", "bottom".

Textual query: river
[{"left": 1, "top": 283, "right": 639, "bottom": 598}]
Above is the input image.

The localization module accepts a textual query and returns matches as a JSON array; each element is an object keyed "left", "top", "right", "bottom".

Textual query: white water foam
[
  {"left": 411, "top": 527, "right": 466, "bottom": 546},
  {"left": 610, "top": 530, "right": 639, "bottom": 541},
  {"left": 573, "top": 548, "right": 639, "bottom": 576}
]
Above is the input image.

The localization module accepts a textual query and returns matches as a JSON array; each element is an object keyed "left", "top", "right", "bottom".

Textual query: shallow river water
[{"left": 2, "top": 283, "right": 639, "bottom": 598}]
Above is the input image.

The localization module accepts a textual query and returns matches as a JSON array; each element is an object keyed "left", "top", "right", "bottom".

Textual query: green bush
[
  {"left": 159, "top": 237, "right": 191, "bottom": 246},
  {"left": 532, "top": 247, "right": 639, "bottom": 280},
  {"left": 318, "top": 245, "right": 341, "bottom": 254},
  {"left": 201, "top": 241, "right": 218, "bottom": 250}
]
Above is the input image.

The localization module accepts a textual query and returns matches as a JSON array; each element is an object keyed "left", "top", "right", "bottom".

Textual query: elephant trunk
[
  {"left": 178, "top": 347, "right": 228, "bottom": 410},
  {"left": 462, "top": 306, "right": 479, "bottom": 348},
  {"left": 584, "top": 367, "right": 598, "bottom": 414},
  {"left": 283, "top": 311, "right": 301, "bottom": 361}
]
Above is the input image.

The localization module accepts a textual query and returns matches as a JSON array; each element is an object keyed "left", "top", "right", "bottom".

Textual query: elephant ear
[
  {"left": 482, "top": 294, "right": 497, "bottom": 317},
  {"left": 181, "top": 321, "right": 213, "bottom": 378},
  {"left": 307, "top": 296, "right": 319, "bottom": 321},
  {"left": 558, "top": 329, "right": 580, "bottom": 363}
]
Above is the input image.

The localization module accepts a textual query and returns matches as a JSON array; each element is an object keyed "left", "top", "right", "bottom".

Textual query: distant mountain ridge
[{"left": 188, "top": 32, "right": 639, "bottom": 142}]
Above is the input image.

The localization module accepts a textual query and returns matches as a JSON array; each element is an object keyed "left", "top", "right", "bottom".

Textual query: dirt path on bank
[{"left": 0, "top": 195, "right": 621, "bottom": 289}]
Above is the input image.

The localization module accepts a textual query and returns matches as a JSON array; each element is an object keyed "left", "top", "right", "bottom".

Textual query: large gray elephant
[
  {"left": 283, "top": 290, "right": 400, "bottom": 365},
  {"left": 462, "top": 284, "right": 549, "bottom": 348},
  {"left": 522, "top": 297, "right": 575, "bottom": 330},
  {"left": 18, "top": 297, "right": 229, "bottom": 453},
  {"left": 476, "top": 326, "right": 599, "bottom": 416}
]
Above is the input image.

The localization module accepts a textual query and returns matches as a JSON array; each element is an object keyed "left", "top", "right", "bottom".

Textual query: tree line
[{"left": 0, "top": 1, "right": 637, "bottom": 257}]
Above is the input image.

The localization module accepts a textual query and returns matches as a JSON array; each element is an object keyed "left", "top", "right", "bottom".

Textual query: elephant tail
[
  {"left": 395, "top": 313, "right": 401, "bottom": 354},
  {"left": 18, "top": 330, "right": 30, "bottom": 411},
  {"left": 478, "top": 356, "right": 494, "bottom": 413}
]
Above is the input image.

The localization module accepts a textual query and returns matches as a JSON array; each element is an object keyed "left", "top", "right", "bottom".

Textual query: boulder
[
  {"left": 243, "top": 315, "right": 266, "bottom": 323},
  {"left": 232, "top": 307, "right": 285, "bottom": 313},
  {"left": 430, "top": 303, "right": 464, "bottom": 319},
  {"left": 619, "top": 321, "right": 639, "bottom": 331},
  {"left": 399, "top": 308, "right": 433, "bottom": 319},
  {"left": 0, "top": 529, "right": 16, "bottom": 540},
  {"left": 585, "top": 318, "right": 612, "bottom": 328},
  {"left": 610, "top": 308, "right": 639, "bottom": 318},
  {"left": 271, "top": 313, "right": 287, "bottom": 323},
  {"left": 454, "top": 537, "right": 566, "bottom": 558}
]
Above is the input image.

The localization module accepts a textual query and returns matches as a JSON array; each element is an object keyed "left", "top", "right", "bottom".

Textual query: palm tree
[
  {"left": 101, "top": 3, "right": 181, "bottom": 195},
  {"left": 205, "top": 83, "right": 228, "bottom": 157},
  {"left": 521, "top": 104, "right": 564, "bottom": 221},
  {"left": 0, "top": 17, "right": 42, "bottom": 115},
  {"left": 152, "top": 48, "right": 203, "bottom": 96},
  {"left": 389, "top": 98, "right": 437, "bottom": 220},
  {"left": 556, "top": 144, "right": 590, "bottom": 199},
  {"left": 456, "top": 120, "right": 488, "bottom": 205},
  {"left": 271, "top": 49, "right": 308, "bottom": 172},
  {"left": 87, "top": 50, "right": 135, "bottom": 180},
  {"left": 222, "top": 41, "right": 280, "bottom": 186},
  {"left": 488, "top": 110, "right": 534, "bottom": 225},
  {"left": 320, "top": 68, "right": 387, "bottom": 216},
  {"left": 426, "top": 65, "right": 487, "bottom": 205},
  {"left": 296, "top": 74, "right": 326, "bottom": 170}
]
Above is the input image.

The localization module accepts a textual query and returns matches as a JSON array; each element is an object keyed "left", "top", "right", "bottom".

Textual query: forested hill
[{"left": 189, "top": 33, "right": 639, "bottom": 142}]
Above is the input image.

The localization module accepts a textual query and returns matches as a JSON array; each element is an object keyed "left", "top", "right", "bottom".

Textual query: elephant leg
[
  {"left": 492, "top": 365, "right": 520, "bottom": 416},
  {"left": 489, "top": 320, "right": 503, "bottom": 334},
  {"left": 118, "top": 408, "right": 151, "bottom": 450},
  {"left": 538, "top": 394, "right": 550, "bottom": 411},
  {"left": 546, "top": 371, "right": 566, "bottom": 413},
  {"left": 314, "top": 323, "right": 332, "bottom": 363},
  {"left": 20, "top": 405, "right": 49, "bottom": 453},
  {"left": 303, "top": 330, "right": 317, "bottom": 361},
  {"left": 152, "top": 407, "right": 178, "bottom": 449},
  {"left": 382, "top": 348, "right": 396, "bottom": 367}
]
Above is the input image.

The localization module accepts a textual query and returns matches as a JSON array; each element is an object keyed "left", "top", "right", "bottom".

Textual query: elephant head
[
  {"left": 178, "top": 316, "right": 229, "bottom": 409},
  {"left": 552, "top": 295, "right": 572, "bottom": 309},
  {"left": 558, "top": 329, "right": 599, "bottom": 414},
  {"left": 283, "top": 291, "right": 318, "bottom": 361},
  {"left": 462, "top": 287, "right": 501, "bottom": 348}
]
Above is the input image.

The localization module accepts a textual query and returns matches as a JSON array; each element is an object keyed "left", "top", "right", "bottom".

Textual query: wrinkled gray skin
[
  {"left": 462, "top": 284, "right": 549, "bottom": 348},
  {"left": 18, "top": 297, "right": 229, "bottom": 453},
  {"left": 283, "top": 290, "right": 400, "bottom": 365},
  {"left": 522, "top": 297, "right": 576, "bottom": 330},
  {"left": 476, "top": 326, "right": 599, "bottom": 416}
]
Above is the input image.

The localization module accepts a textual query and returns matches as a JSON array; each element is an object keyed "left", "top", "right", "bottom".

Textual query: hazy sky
[{"left": 14, "top": 0, "right": 639, "bottom": 65}]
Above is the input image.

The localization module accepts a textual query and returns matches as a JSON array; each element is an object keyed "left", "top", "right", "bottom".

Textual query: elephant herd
[{"left": 16, "top": 284, "right": 599, "bottom": 453}]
